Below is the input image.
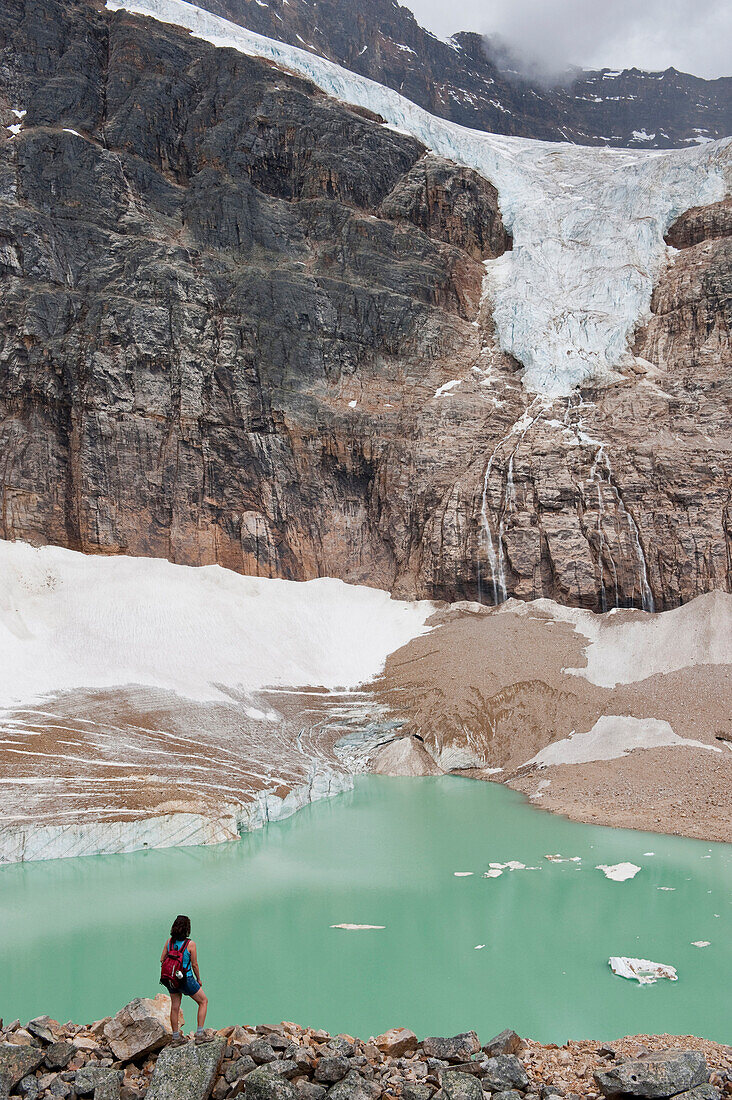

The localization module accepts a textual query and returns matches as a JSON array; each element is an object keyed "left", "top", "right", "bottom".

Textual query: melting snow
[
  {"left": 609, "top": 956, "right": 678, "bottom": 984},
  {"left": 525, "top": 716, "right": 721, "bottom": 768},
  {"left": 596, "top": 862, "right": 641, "bottom": 882},
  {"left": 105, "top": 0, "right": 730, "bottom": 397}
]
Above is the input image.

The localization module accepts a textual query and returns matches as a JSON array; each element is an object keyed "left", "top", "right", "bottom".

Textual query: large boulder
[
  {"left": 594, "top": 1052, "right": 709, "bottom": 1098},
  {"left": 436, "top": 1070, "right": 484, "bottom": 1100},
  {"left": 375, "top": 1029, "right": 419, "bottom": 1058},
  {"left": 422, "top": 1035, "right": 480, "bottom": 1064},
  {"left": 145, "top": 1038, "right": 226, "bottom": 1100},
  {"left": 482, "top": 1032, "right": 524, "bottom": 1058},
  {"left": 314, "top": 1059, "right": 350, "bottom": 1084},
  {"left": 44, "top": 1044, "right": 76, "bottom": 1071},
  {"left": 75, "top": 1068, "right": 123, "bottom": 1097},
  {"left": 103, "top": 997, "right": 176, "bottom": 1062},
  {"left": 481, "top": 1056, "right": 529, "bottom": 1092},
  {"left": 244, "top": 1066, "right": 298, "bottom": 1100},
  {"left": 0, "top": 1044, "right": 45, "bottom": 1094}
]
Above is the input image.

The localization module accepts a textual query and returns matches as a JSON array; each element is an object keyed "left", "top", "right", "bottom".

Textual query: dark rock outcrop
[{"left": 594, "top": 1052, "right": 710, "bottom": 1098}]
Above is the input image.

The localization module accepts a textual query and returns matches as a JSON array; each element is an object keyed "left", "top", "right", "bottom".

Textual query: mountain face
[
  {"left": 198, "top": 0, "right": 731, "bottom": 149},
  {"left": 0, "top": 0, "right": 730, "bottom": 613}
]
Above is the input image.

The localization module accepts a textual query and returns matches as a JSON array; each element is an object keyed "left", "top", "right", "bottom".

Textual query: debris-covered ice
[
  {"left": 597, "top": 862, "right": 641, "bottom": 881},
  {"left": 608, "top": 956, "right": 678, "bottom": 984}
]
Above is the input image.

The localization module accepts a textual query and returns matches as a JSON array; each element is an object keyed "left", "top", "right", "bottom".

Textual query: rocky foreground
[{"left": 1, "top": 1000, "right": 731, "bottom": 1100}]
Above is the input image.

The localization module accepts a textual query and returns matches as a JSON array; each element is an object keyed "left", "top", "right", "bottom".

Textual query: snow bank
[
  {"left": 105, "top": 0, "right": 730, "bottom": 396},
  {"left": 0, "top": 540, "right": 434, "bottom": 706},
  {"left": 525, "top": 716, "right": 720, "bottom": 767},
  {"left": 523, "top": 590, "right": 732, "bottom": 688}
]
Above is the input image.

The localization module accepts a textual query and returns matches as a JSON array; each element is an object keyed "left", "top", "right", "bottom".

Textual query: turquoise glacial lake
[{"left": 2, "top": 776, "right": 730, "bottom": 1042}]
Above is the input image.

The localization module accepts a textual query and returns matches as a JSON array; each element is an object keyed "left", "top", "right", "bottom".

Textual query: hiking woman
[{"left": 160, "top": 915, "right": 210, "bottom": 1044}]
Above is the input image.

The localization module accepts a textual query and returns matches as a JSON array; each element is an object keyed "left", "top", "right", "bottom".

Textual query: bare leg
[
  {"left": 192, "top": 987, "right": 208, "bottom": 1030},
  {"left": 169, "top": 992, "right": 182, "bottom": 1033}
]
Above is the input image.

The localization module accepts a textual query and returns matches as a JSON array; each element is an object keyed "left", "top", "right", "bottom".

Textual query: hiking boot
[
  {"left": 194, "top": 1030, "right": 215, "bottom": 1044},
  {"left": 170, "top": 1035, "right": 187, "bottom": 1047}
]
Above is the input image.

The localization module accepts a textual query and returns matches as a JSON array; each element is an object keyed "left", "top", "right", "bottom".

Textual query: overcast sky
[{"left": 406, "top": 0, "right": 730, "bottom": 80}]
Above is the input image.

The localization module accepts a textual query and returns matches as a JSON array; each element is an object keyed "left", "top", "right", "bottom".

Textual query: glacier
[{"left": 106, "top": 0, "right": 730, "bottom": 396}]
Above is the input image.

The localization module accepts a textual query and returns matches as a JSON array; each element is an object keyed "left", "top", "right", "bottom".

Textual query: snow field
[
  {"left": 0, "top": 541, "right": 435, "bottom": 706},
  {"left": 106, "top": 0, "right": 730, "bottom": 395}
]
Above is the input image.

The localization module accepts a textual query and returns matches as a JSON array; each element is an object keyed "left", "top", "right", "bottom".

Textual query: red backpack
[{"left": 160, "top": 938, "right": 189, "bottom": 989}]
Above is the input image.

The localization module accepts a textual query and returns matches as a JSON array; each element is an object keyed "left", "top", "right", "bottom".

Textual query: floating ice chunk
[
  {"left": 609, "top": 956, "right": 677, "bottom": 984},
  {"left": 454, "top": 871, "right": 474, "bottom": 877},
  {"left": 489, "top": 860, "right": 528, "bottom": 871},
  {"left": 545, "top": 854, "right": 581, "bottom": 863},
  {"left": 475, "top": 944, "right": 485, "bottom": 949},
  {"left": 644, "top": 852, "right": 655, "bottom": 856},
  {"left": 691, "top": 941, "right": 711, "bottom": 948},
  {"left": 657, "top": 886, "right": 675, "bottom": 891},
  {"left": 597, "top": 862, "right": 641, "bottom": 881},
  {"left": 434, "top": 380, "right": 462, "bottom": 397},
  {"left": 331, "top": 923, "right": 385, "bottom": 930},
  {"left": 483, "top": 869, "right": 503, "bottom": 878}
]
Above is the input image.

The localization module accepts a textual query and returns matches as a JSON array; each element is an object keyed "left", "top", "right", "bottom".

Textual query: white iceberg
[
  {"left": 609, "top": 956, "right": 678, "bottom": 984},
  {"left": 330, "top": 923, "right": 385, "bottom": 930},
  {"left": 597, "top": 862, "right": 641, "bottom": 882}
]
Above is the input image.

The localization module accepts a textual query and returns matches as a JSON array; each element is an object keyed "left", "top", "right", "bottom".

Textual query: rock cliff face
[
  {"left": 0, "top": 0, "right": 730, "bottom": 610},
  {"left": 200, "top": 0, "right": 731, "bottom": 149}
]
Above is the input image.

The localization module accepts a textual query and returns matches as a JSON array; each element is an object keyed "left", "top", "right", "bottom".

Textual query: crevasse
[{"left": 106, "top": 0, "right": 730, "bottom": 396}]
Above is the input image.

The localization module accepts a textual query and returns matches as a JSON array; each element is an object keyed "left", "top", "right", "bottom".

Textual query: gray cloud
[{"left": 407, "top": 0, "right": 731, "bottom": 80}]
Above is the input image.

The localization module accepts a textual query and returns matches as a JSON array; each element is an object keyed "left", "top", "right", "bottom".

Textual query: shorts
[{"left": 165, "top": 974, "right": 201, "bottom": 998}]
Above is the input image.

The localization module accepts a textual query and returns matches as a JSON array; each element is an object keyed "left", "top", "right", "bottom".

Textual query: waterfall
[
  {"left": 588, "top": 445, "right": 655, "bottom": 612},
  {"left": 479, "top": 399, "right": 545, "bottom": 605}
]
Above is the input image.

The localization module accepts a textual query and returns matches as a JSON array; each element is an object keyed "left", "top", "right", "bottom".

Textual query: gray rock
[
  {"left": 75, "top": 1068, "right": 123, "bottom": 1096},
  {"left": 594, "top": 1053, "right": 709, "bottom": 1099},
  {"left": 481, "top": 1058, "right": 529, "bottom": 1093},
  {"left": 0, "top": 1043, "right": 46, "bottom": 1094},
  {"left": 674, "top": 1088, "right": 720, "bottom": 1100},
  {"left": 402, "top": 1087, "right": 433, "bottom": 1100},
  {"left": 423, "top": 1037, "right": 481, "bottom": 1065},
  {"left": 246, "top": 1042, "right": 278, "bottom": 1066},
  {"left": 19, "top": 1076, "right": 41, "bottom": 1100},
  {"left": 482, "top": 1034, "right": 523, "bottom": 1059},
  {"left": 27, "top": 1019, "right": 58, "bottom": 1045},
  {"left": 104, "top": 1000, "right": 171, "bottom": 1063},
  {"left": 244, "top": 1066, "right": 298, "bottom": 1100},
  {"left": 283, "top": 1047, "right": 314, "bottom": 1075},
  {"left": 492, "top": 1092, "right": 524, "bottom": 1100},
  {"left": 325, "top": 1042, "right": 356, "bottom": 1060},
  {"left": 45, "top": 1045, "right": 76, "bottom": 1071},
  {"left": 48, "top": 1080, "right": 72, "bottom": 1098},
  {"left": 267, "top": 1062, "right": 299, "bottom": 1081},
  {"left": 145, "top": 1038, "right": 226, "bottom": 1100},
  {"left": 224, "top": 1056, "right": 257, "bottom": 1083},
  {"left": 294, "top": 1084, "right": 326, "bottom": 1100},
  {"left": 437, "top": 1070, "right": 484, "bottom": 1100},
  {"left": 325, "top": 1070, "right": 380, "bottom": 1100},
  {"left": 314, "top": 1059, "right": 350, "bottom": 1084}
]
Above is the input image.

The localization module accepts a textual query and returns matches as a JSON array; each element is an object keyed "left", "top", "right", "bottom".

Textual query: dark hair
[{"left": 170, "top": 914, "right": 191, "bottom": 940}]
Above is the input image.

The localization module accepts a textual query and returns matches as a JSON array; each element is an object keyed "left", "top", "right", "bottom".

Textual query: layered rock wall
[{"left": 0, "top": 0, "right": 730, "bottom": 610}]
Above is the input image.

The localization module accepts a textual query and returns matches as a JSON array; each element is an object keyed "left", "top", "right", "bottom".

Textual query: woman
[{"left": 160, "top": 915, "right": 210, "bottom": 1044}]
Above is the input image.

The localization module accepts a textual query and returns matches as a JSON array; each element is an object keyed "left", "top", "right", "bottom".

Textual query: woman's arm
[
  {"left": 160, "top": 941, "right": 168, "bottom": 964},
  {"left": 189, "top": 940, "right": 201, "bottom": 982}
]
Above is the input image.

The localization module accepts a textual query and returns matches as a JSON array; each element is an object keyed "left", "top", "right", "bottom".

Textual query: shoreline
[{"left": 1, "top": 1004, "right": 730, "bottom": 1100}]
